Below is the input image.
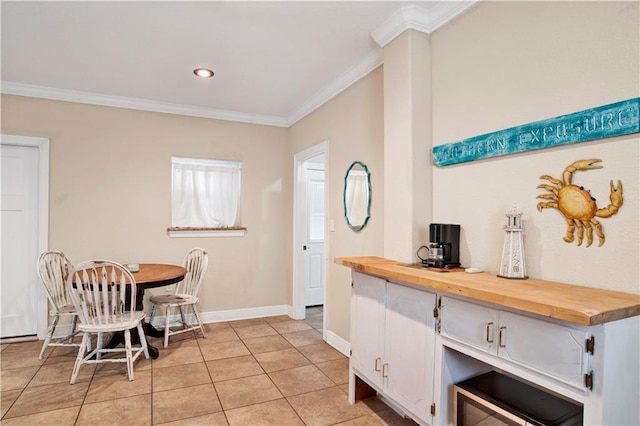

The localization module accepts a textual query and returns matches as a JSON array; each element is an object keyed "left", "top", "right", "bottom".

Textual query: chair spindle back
[
  {"left": 68, "top": 260, "right": 137, "bottom": 326},
  {"left": 177, "top": 248, "right": 208, "bottom": 297},
  {"left": 37, "top": 250, "right": 74, "bottom": 310}
]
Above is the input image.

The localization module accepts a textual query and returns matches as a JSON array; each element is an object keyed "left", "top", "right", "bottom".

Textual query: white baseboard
[
  {"left": 200, "top": 305, "right": 290, "bottom": 323},
  {"left": 147, "top": 305, "right": 291, "bottom": 329},
  {"left": 326, "top": 330, "right": 351, "bottom": 357},
  {"left": 1, "top": 335, "right": 39, "bottom": 344},
  {"left": 52, "top": 304, "right": 291, "bottom": 338}
]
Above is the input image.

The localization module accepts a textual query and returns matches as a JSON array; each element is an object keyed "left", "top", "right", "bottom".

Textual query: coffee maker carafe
[{"left": 426, "top": 223, "right": 460, "bottom": 268}]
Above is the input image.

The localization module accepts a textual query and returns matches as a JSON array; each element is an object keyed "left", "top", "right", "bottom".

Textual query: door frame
[
  {"left": 292, "top": 141, "right": 328, "bottom": 336},
  {"left": 1, "top": 134, "right": 50, "bottom": 339}
]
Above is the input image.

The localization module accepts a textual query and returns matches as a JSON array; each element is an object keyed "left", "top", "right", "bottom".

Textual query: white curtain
[{"left": 172, "top": 160, "right": 241, "bottom": 227}]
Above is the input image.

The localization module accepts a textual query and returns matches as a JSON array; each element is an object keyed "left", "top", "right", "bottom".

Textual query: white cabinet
[
  {"left": 350, "top": 272, "right": 385, "bottom": 388},
  {"left": 350, "top": 272, "right": 437, "bottom": 425},
  {"left": 384, "top": 283, "right": 437, "bottom": 419},
  {"left": 440, "top": 296, "right": 590, "bottom": 390},
  {"left": 344, "top": 263, "right": 640, "bottom": 426}
]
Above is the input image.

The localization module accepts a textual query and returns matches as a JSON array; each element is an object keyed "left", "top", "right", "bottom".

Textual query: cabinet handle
[
  {"left": 499, "top": 326, "right": 507, "bottom": 348},
  {"left": 382, "top": 363, "right": 389, "bottom": 378},
  {"left": 375, "top": 357, "right": 381, "bottom": 372},
  {"left": 486, "top": 322, "right": 494, "bottom": 343}
]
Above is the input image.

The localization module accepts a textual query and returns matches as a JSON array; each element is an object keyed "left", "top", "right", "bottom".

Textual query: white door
[
  {"left": 1, "top": 144, "right": 40, "bottom": 338},
  {"left": 305, "top": 167, "right": 325, "bottom": 306},
  {"left": 351, "top": 272, "right": 386, "bottom": 388},
  {"left": 293, "top": 141, "right": 327, "bottom": 322},
  {"left": 384, "top": 283, "right": 437, "bottom": 423}
]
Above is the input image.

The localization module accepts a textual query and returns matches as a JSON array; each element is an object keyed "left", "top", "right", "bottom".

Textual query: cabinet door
[
  {"left": 440, "top": 296, "right": 499, "bottom": 354},
  {"left": 384, "top": 282, "right": 437, "bottom": 424},
  {"left": 498, "top": 312, "right": 588, "bottom": 389},
  {"left": 351, "top": 272, "right": 386, "bottom": 387}
]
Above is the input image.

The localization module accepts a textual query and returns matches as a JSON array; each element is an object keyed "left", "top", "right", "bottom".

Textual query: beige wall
[
  {"left": 288, "top": 67, "right": 385, "bottom": 340},
  {"left": 1, "top": 95, "right": 292, "bottom": 312},
  {"left": 430, "top": 1, "right": 639, "bottom": 294}
]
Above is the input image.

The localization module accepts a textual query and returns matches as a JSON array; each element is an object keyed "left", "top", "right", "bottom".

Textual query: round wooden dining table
[{"left": 131, "top": 264, "right": 187, "bottom": 294}]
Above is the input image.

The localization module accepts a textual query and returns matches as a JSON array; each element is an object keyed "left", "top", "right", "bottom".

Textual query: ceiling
[{"left": 1, "top": 1, "right": 473, "bottom": 127}]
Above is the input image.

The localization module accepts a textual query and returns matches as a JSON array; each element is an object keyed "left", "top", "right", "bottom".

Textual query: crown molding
[
  {"left": 0, "top": 82, "right": 289, "bottom": 127},
  {"left": 428, "top": 1, "right": 478, "bottom": 33},
  {"left": 371, "top": 5, "right": 430, "bottom": 47},
  {"left": 371, "top": 2, "right": 478, "bottom": 47},
  {"left": 285, "top": 50, "right": 383, "bottom": 127}
]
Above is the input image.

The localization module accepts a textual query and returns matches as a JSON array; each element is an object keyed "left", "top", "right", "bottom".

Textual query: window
[{"left": 169, "top": 156, "right": 244, "bottom": 237}]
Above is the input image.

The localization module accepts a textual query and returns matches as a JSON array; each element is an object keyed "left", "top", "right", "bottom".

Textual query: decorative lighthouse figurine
[{"left": 498, "top": 203, "right": 528, "bottom": 279}]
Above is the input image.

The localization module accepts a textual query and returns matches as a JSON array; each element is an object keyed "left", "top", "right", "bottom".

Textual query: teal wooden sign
[{"left": 432, "top": 98, "right": 640, "bottom": 167}]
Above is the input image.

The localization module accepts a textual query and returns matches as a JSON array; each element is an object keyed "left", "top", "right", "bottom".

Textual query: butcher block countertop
[{"left": 335, "top": 256, "right": 640, "bottom": 326}]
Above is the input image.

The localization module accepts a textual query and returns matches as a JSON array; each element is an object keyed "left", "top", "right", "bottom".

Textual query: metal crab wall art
[{"left": 536, "top": 159, "right": 623, "bottom": 247}]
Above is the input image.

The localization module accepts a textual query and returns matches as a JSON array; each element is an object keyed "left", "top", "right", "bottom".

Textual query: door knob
[{"left": 303, "top": 245, "right": 307, "bottom": 250}]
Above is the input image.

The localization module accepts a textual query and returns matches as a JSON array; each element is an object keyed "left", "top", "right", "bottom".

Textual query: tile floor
[{"left": 1, "top": 307, "right": 417, "bottom": 425}]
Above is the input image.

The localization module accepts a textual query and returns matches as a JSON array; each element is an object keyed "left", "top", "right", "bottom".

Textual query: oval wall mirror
[{"left": 343, "top": 161, "right": 371, "bottom": 232}]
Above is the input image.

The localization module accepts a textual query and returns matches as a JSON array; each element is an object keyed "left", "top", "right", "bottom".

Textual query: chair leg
[
  {"left": 178, "top": 306, "right": 188, "bottom": 329},
  {"left": 95, "top": 332, "right": 103, "bottom": 360},
  {"left": 192, "top": 305, "right": 207, "bottom": 338},
  {"left": 67, "top": 315, "right": 78, "bottom": 344},
  {"left": 86, "top": 329, "right": 93, "bottom": 354},
  {"left": 39, "top": 315, "right": 59, "bottom": 360},
  {"left": 137, "top": 322, "right": 150, "bottom": 359},
  {"left": 124, "top": 329, "right": 134, "bottom": 381},
  {"left": 164, "top": 306, "right": 171, "bottom": 349},
  {"left": 149, "top": 303, "right": 157, "bottom": 325},
  {"left": 70, "top": 332, "right": 89, "bottom": 385}
]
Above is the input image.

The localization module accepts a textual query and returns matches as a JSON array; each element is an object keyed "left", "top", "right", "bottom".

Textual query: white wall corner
[{"left": 370, "top": 2, "right": 478, "bottom": 48}]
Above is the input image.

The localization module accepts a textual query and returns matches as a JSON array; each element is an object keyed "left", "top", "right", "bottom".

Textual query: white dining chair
[
  {"left": 67, "top": 260, "right": 149, "bottom": 383},
  {"left": 148, "top": 248, "right": 208, "bottom": 348},
  {"left": 36, "top": 250, "right": 85, "bottom": 359}
]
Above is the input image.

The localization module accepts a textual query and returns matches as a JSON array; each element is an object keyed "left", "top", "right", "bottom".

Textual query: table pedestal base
[{"left": 102, "top": 328, "right": 159, "bottom": 360}]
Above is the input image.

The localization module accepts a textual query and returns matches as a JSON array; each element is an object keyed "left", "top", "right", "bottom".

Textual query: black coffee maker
[{"left": 425, "top": 223, "right": 460, "bottom": 268}]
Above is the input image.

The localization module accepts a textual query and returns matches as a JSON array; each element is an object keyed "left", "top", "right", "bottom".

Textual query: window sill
[{"left": 167, "top": 227, "right": 246, "bottom": 238}]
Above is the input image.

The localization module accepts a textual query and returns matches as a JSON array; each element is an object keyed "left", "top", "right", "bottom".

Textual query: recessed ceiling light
[{"left": 193, "top": 68, "right": 214, "bottom": 78}]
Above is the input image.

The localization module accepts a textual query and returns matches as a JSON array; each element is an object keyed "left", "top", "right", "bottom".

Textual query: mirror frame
[{"left": 343, "top": 161, "right": 372, "bottom": 232}]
